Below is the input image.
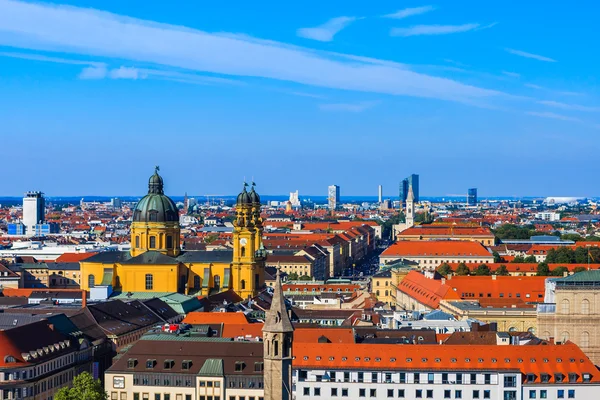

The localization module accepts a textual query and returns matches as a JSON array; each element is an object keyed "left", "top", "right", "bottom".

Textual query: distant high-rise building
[
  {"left": 289, "top": 190, "right": 300, "bottom": 207},
  {"left": 23, "top": 191, "right": 45, "bottom": 236},
  {"left": 467, "top": 188, "right": 478, "bottom": 206},
  {"left": 110, "top": 197, "right": 123, "bottom": 209},
  {"left": 399, "top": 174, "right": 419, "bottom": 204},
  {"left": 328, "top": 185, "right": 340, "bottom": 210},
  {"left": 378, "top": 185, "right": 383, "bottom": 203}
]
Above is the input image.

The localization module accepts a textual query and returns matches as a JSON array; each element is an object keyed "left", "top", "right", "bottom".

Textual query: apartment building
[
  {"left": 380, "top": 241, "right": 493, "bottom": 270},
  {"left": 293, "top": 342, "right": 600, "bottom": 400}
]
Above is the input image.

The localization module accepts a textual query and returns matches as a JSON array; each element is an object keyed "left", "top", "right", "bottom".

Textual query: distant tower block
[
  {"left": 378, "top": 185, "right": 383, "bottom": 203},
  {"left": 468, "top": 188, "right": 478, "bottom": 206},
  {"left": 23, "top": 191, "right": 45, "bottom": 236},
  {"left": 328, "top": 185, "right": 340, "bottom": 210}
]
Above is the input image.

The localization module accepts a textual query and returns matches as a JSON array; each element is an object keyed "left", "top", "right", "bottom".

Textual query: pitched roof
[
  {"left": 121, "top": 251, "right": 179, "bottom": 265},
  {"left": 397, "top": 271, "right": 460, "bottom": 309},
  {"left": 382, "top": 241, "right": 492, "bottom": 257},
  {"left": 445, "top": 275, "right": 546, "bottom": 300},
  {"left": 183, "top": 312, "right": 249, "bottom": 325},
  {"left": 263, "top": 269, "right": 294, "bottom": 333},
  {"left": 292, "top": 342, "right": 600, "bottom": 382},
  {"left": 177, "top": 250, "right": 233, "bottom": 263},
  {"left": 55, "top": 252, "right": 98, "bottom": 262}
]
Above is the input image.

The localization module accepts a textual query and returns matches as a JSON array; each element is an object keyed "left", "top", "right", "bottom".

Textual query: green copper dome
[{"left": 133, "top": 167, "right": 179, "bottom": 223}]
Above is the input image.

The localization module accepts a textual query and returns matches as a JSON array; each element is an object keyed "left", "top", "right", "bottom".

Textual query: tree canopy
[
  {"left": 438, "top": 263, "right": 453, "bottom": 276},
  {"left": 495, "top": 265, "right": 510, "bottom": 276},
  {"left": 474, "top": 264, "right": 491, "bottom": 276},
  {"left": 55, "top": 372, "right": 107, "bottom": 400},
  {"left": 492, "top": 224, "right": 539, "bottom": 240},
  {"left": 455, "top": 263, "right": 470, "bottom": 276}
]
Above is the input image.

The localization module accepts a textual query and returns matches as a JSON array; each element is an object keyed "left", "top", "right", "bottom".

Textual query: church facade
[{"left": 80, "top": 168, "right": 265, "bottom": 299}]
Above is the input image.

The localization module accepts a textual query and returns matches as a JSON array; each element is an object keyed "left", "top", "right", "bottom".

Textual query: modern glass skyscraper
[
  {"left": 468, "top": 188, "right": 478, "bottom": 205},
  {"left": 399, "top": 174, "right": 419, "bottom": 204}
]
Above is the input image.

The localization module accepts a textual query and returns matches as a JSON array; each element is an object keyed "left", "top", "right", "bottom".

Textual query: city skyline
[{"left": 1, "top": 1, "right": 599, "bottom": 196}]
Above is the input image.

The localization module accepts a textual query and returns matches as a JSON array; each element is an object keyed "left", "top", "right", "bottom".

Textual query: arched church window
[
  {"left": 273, "top": 339, "right": 279, "bottom": 356},
  {"left": 149, "top": 236, "right": 156, "bottom": 249},
  {"left": 149, "top": 211, "right": 158, "bottom": 222},
  {"left": 166, "top": 235, "right": 173, "bottom": 249},
  {"left": 145, "top": 274, "right": 153, "bottom": 290},
  {"left": 88, "top": 274, "right": 95, "bottom": 288},
  {"left": 214, "top": 275, "right": 221, "bottom": 290},
  {"left": 241, "top": 247, "right": 246, "bottom": 257},
  {"left": 194, "top": 276, "right": 200, "bottom": 289},
  {"left": 241, "top": 280, "right": 246, "bottom": 290}
]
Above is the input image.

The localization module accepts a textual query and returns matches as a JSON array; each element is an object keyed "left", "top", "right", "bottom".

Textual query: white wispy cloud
[
  {"left": 538, "top": 100, "right": 600, "bottom": 112},
  {"left": 79, "top": 64, "right": 107, "bottom": 79},
  {"left": 289, "top": 92, "right": 327, "bottom": 99},
  {"left": 110, "top": 66, "right": 145, "bottom": 79},
  {"left": 0, "top": 0, "right": 506, "bottom": 104},
  {"left": 526, "top": 111, "right": 581, "bottom": 122},
  {"left": 383, "top": 6, "right": 436, "bottom": 19},
  {"left": 525, "top": 83, "right": 584, "bottom": 96},
  {"left": 319, "top": 101, "right": 379, "bottom": 112},
  {"left": 297, "top": 16, "right": 359, "bottom": 42},
  {"left": 502, "top": 71, "right": 520, "bottom": 78},
  {"left": 0, "top": 51, "right": 103, "bottom": 66},
  {"left": 391, "top": 23, "right": 494, "bottom": 37},
  {"left": 505, "top": 48, "right": 556, "bottom": 62}
]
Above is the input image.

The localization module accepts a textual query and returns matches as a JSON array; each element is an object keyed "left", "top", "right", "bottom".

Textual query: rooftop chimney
[
  {"left": 492, "top": 274, "right": 497, "bottom": 280},
  {"left": 82, "top": 290, "right": 87, "bottom": 309}
]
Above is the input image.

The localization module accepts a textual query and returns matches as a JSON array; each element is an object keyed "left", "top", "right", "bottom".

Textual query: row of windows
[
  {"left": 303, "top": 387, "right": 492, "bottom": 399},
  {"left": 561, "top": 298, "right": 592, "bottom": 314},
  {"left": 529, "top": 389, "right": 575, "bottom": 399},
  {"left": 134, "top": 235, "right": 175, "bottom": 250},
  {"left": 301, "top": 371, "right": 498, "bottom": 385}
]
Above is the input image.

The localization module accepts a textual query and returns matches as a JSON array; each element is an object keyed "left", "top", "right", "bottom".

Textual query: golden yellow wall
[{"left": 130, "top": 221, "right": 181, "bottom": 257}]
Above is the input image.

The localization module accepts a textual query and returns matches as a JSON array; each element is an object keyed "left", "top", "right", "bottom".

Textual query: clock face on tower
[{"left": 240, "top": 238, "right": 248, "bottom": 246}]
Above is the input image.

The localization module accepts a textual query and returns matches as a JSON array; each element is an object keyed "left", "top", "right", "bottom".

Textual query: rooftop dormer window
[
  {"left": 146, "top": 359, "right": 156, "bottom": 369},
  {"left": 164, "top": 360, "right": 174, "bottom": 370},
  {"left": 234, "top": 361, "right": 245, "bottom": 372},
  {"left": 127, "top": 358, "right": 137, "bottom": 369},
  {"left": 182, "top": 360, "right": 192, "bottom": 370}
]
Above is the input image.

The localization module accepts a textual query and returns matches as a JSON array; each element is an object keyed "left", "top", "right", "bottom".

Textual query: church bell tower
[
  {"left": 232, "top": 182, "right": 265, "bottom": 298},
  {"left": 263, "top": 268, "right": 294, "bottom": 400},
  {"left": 406, "top": 184, "right": 415, "bottom": 228}
]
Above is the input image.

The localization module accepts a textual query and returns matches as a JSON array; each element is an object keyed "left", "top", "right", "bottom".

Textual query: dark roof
[
  {"left": 48, "top": 262, "right": 80, "bottom": 271},
  {"left": 69, "top": 310, "right": 108, "bottom": 343},
  {"left": 142, "top": 298, "right": 180, "bottom": 320},
  {"left": 85, "top": 300, "right": 164, "bottom": 336},
  {"left": 0, "top": 313, "right": 47, "bottom": 329},
  {"left": 84, "top": 251, "right": 131, "bottom": 264},
  {"left": 177, "top": 250, "right": 233, "bottom": 264},
  {"left": 122, "top": 251, "right": 179, "bottom": 265},
  {"left": 109, "top": 337, "right": 263, "bottom": 376}
]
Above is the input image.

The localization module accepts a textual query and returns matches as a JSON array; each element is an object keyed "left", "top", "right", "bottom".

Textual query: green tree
[
  {"left": 512, "top": 255, "right": 525, "bottom": 263},
  {"left": 287, "top": 272, "right": 299, "bottom": 281},
  {"left": 55, "top": 372, "right": 107, "bottom": 400},
  {"left": 204, "top": 233, "right": 219, "bottom": 244},
  {"left": 546, "top": 248, "right": 576, "bottom": 264},
  {"left": 536, "top": 262, "right": 550, "bottom": 276},
  {"left": 495, "top": 264, "right": 510, "bottom": 276},
  {"left": 492, "top": 251, "right": 502, "bottom": 263},
  {"left": 474, "top": 264, "right": 491, "bottom": 276},
  {"left": 551, "top": 266, "right": 569, "bottom": 277},
  {"left": 438, "top": 263, "right": 453, "bottom": 276},
  {"left": 523, "top": 255, "right": 537, "bottom": 263},
  {"left": 573, "top": 266, "right": 587, "bottom": 273},
  {"left": 492, "top": 224, "right": 537, "bottom": 240},
  {"left": 584, "top": 236, "right": 600, "bottom": 242},
  {"left": 380, "top": 212, "right": 405, "bottom": 239},
  {"left": 455, "top": 263, "right": 470, "bottom": 276},
  {"left": 298, "top": 275, "right": 312, "bottom": 281},
  {"left": 561, "top": 233, "right": 583, "bottom": 242}
]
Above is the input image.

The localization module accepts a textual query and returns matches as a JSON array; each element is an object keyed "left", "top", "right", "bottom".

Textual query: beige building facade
[{"left": 537, "top": 271, "right": 600, "bottom": 365}]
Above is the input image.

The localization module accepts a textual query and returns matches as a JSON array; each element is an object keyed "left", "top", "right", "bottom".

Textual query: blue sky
[{"left": 0, "top": 0, "right": 599, "bottom": 198}]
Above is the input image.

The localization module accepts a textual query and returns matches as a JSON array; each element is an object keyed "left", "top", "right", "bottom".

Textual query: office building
[
  {"left": 23, "top": 191, "right": 45, "bottom": 236},
  {"left": 289, "top": 190, "right": 300, "bottom": 207},
  {"left": 378, "top": 185, "right": 382, "bottom": 203},
  {"left": 468, "top": 188, "right": 478, "bottom": 206},
  {"left": 399, "top": 174, "right": 419, "bottom": 204},
  {"left": 328, "top": 185, "right": 340, "bottom": 210},
  {"left": 110, "top": 197, "right": 123, "bottom": 209}
]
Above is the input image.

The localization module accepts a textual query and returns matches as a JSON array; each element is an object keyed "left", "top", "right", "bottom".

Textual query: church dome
[
  {"left": 249, "top": 184, "right": 261, "bottom": 204},
  {"left": 133, "top": 167, "right": 179, "bottom": 223},
  {"left": 237, "top": 185, "right": 251, "bottom": 206}
]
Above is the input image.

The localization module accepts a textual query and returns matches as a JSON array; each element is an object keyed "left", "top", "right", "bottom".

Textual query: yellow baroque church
[{"left": 80, "top": 168, "right": 266, "bottom": 299}]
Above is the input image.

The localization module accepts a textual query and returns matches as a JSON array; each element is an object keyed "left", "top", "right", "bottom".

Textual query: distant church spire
[{"left": 263, "top": 267, "right": 294, "bottom": 400}]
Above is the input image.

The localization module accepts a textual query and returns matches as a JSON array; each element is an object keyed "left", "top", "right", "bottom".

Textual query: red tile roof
[
  {"left": 439, "top": 263, "right": 600, "bottom": 274},
  {"left": 399, "top": 226, "right": 494, "bottom": 237},
  {"left": 292, "top": 342, "right": 599, "bottom": 382},
  {"left": 55, "top": 252, "right": 98, "bottom": 263},
  {"left": 445, "top": 275, "right": 547, "bottom": 300},
  {"left": 182, "top": 312, "right": 249, "bottom": 325},
  {"left": 382, "top": 241, "right": 492, "bottom": 257},
  {"left": 397, "top": 271, "right": 460, "bottom": 309}
]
